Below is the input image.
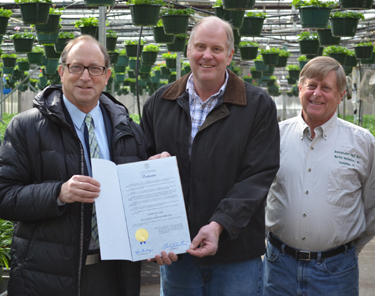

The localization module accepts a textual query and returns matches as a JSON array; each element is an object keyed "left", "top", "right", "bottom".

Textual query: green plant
[
  {"left": 254, "top": 55, "right": 263, "bottom": 61},
  {"left": 323, "top": 45, "right": 348, "bottom": 55},
  {"left": 297, "top": 55, "right": 308, "bottom": 61},
  {"left": 152, "top": 66, "right": 161, "bottom": 71},
  {"left": 212, "top": 0, "right": 222, "bottom": 7},
  {"left": 143, "top": 44, "right": 160, "bottom": 52},
  {"left": 347, "top": 50, "right": 355, "bottom": 56},
  {"left": 1, "top": 53, "right": 17, "bottom": 58},
  {"left": 123, "top": 39, "right": 146, "bottom": 45},
  {"left": 0, "top": 219, "right": 13, "bottom": 269},
  {"left": 260, "top": 47, "right": 280, "bottom": 54},
  {"left": 182, "top": 62, "right": 190, "bottom": 67},
  {"left": 160, "top": 6, "right": 195, "bottom": 16},
  {"left": 17, "top": 57, "right": 29, "bottom": 62},
  {"left": 245, "top": 11, "right": 267, "bottom": 18},
  {"left": 119, "top": 49, "right": 127, "bottom": 56},
  {"left": 32, "top": 46, "right": 44, "bottom": 53},
  {"left": 250, "top": 66, "right": 257, "bottom": 71},
  {"left": 239, "top": 41, "right": 259, "bottom": 47},
  {"left": 74, "top": 17, "right": 99, "bottom": 28},
  {"left": 297, "top": 31, "right": 318, "bottom": 41},
  {"left": 279, "top": 50, "right": 290, "bottom": 57},
  {"left": 129, "top": 0, "right": 165, "bottom": 4},
  {"left": 156, "top": 19, "right": 163, "bottom": 27},
  {"left": 49, "top": 7, "right": 64, "bottom": 15},
  {"left": 330, "top": 11, "right": 365, "bottom": 20},
  {"left": 106, "top": 30, "right": 118, "bottom": 38},
  {"left": 270, "top": 75, "right": 277, "bottom": 80},
  {"left": 355, "top": 42, "right": 373, "bottom": 47},
  {"left": 175, "top": 33, "right": 188, "bottom": 40},
  {"left": 0, "top": 8, "right": 13, "bottom": 17},
  {"left": 15, "top": 0, "right": 52, "bottom": 3},
  {"left": 11, "top": 30, "right": 35, "bottom": 39},
  {"left": 162, "top": 52, "right": 177, "bottom": 59},
  {"left": 291, "top": 0, "right": 337, "bottom": 8},
  {"left": 286, "top": 64, "right": 300, "bottom": 70},
  {"left": 58, "top": 31, "right": 75, "bottom": 39}
]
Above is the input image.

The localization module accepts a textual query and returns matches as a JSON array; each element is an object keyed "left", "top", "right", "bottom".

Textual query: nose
[
  {"left": 80, "top": 68, "right": 91, "bottom": 80},
  {"left": 202, "top": 48, "right": 213, "bottom": 60},
  {"left": 314, "top": 86, "right": 322, "bottom": 97}
]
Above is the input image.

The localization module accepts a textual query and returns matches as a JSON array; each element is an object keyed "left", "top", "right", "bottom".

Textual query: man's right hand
[
  {"left": 148, "top": 151, "right": 171, "bottom": 160},
  {"left": 58, "top": 175, "right": 101, "bottom": 204}
]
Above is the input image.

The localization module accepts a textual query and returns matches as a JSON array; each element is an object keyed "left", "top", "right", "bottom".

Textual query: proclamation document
[{"left": 92, "top": 156, "right": 191, "bottom": 261}]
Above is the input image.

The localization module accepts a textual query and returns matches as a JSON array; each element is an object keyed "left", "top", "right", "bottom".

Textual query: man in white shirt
[{"left": 264, "top": 56, "right": 375, "bottom": 296}]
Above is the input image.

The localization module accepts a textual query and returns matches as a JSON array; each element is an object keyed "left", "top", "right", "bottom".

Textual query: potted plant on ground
[
  {"left": 117, "top": 49, "right": 129, "bottom": 67},
  {"left": 167, "top": 34, "right": 187, "bottom": 52},
  {"left": 260, "top": 47, "right": 280, "bottom": 66},
  {"left": 153, "top": 19, "right": 175, "bottom": 44},
  {"left": 339, "top": 0, "right": 373, "bottom": 10},
  {"left": 129, "top": 0, "right": 164, "bottom": 27},
  {"left": 27, "top": 45, "right": 44, "bottom": 64},
  {"left": 330, "top": 11, "right": 364, "bottom": 37},
  {"left": 276, "top": 49, "right": 290, "bottom": 67},
  {"left": 323, "top": 45, "right": 348, "bottom": 65},
  {"left": 297, "top": 31, "right": 320, "bottom": 55},
  {"left": 162, "top": 52, "right": 177, "bottom": 69},
  {"left": 297, "top": 55, "right": 308, "bottom": 70},
  {"left": 74, "top": 17, "right": 99, "bottom": 40},
  {"left": 106, "top": 30, "right": 118, "bottom": 52},
  {"left": 11, "top": 30, "right": 35, "bottom": 53},
  {"left": 55, "top": 31, "right": 74, "bottom": 53},
  {"left": 160, "top": 6, "right": 194, "bottom": 35},
  {"left": 123, "top": 39, "right": 145, "bottom": 57},
  {"left": 286, "top": 64, "right": 300, "bottom": 79},
  {"left": 317, "top": 25, "right": 341, "bottom": 46},
  {"left": 239, "top": 11, "right": 267, "bottom": 37},
  {"left": 0, "top": 8, "right": 12, "bottom": 35},
  {"left": 354, "top": 41, "right": 373, "bottom": 60},
  {"left": 213, "top": 0, "right": 245, "bottom": 29},
  {"left": 35, "top": 7, "right": 62, "bottom": 34},
  {"left": 291, "top": 0, "right": 337, "bottom": 29},
  {"left": 239, "top": 41, "right": 258, "bottom": 61},
  {"left": 222, "top": 0, "right": 256, "bottom": 10},
  {"left": 15, "top": 0, "right": 51, "bottom": 25},
  {"left": 141, "top": 43, "right": 159, "bottom": 65},
  {"left": 17, "top": 57, "right": 30, "bottom": 71}
]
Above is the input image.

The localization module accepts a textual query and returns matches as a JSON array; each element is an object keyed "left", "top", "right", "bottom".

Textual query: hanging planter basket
[
  {"left": 214, "top": 7, "right": 245, "bottom": 29},
  {"left": 328, "top": 53, "right": 347, "bottom": 65},
  {"left": 47, "top": 59, "right": 59, "bottom": 69},
  {"left": 254, "top": 60, "right": 268, "bottom": 71},
  {"left": 344, "top": 55, "right": 358, "bottom": 67},
  {"left": 267, "top": 80, "right": 276, "bottom": 87},
  {"left": 288, "top": 69, "right": 300, "bottom": 79},
  {"left": 3, "top": 67, "right": 14, "bottom": 75},
  {"left": 106, "top": 37, "right": 118, "bottom": 52},
  {"left": 0, "top": 16, "right": 10, "bottom": 35},
  {"left": 128, "top": 70, "right": 136, "bottom": 78},
  {"left": 115, "top": 73, "right": 126, "bottom": 82},
  {"left": 238, "top": 16, "right": 265, "bottom": 37},
  {"left": 153, "top": 26, "right": 175, "bottom": 44},
  {"left": 140, "top": 64, "right": 152, "bottom": 73},
  {"left": 37, "top": 33, "right": 59, "bottom": 44},
  {"left": 361, "top": 54, "right": 375, "bottom": 64},
  {"left": 160, "top": 67, "right": 171, "bottom": 75},
  {"left": 330, "top": 17, "right": 359, "bottom": 37},
  {"left": 80, "top": 26, "right": 99, "bottom": 40},
  {"left": 35, "top": 14, "right": 60, "bottom": 34},
  {"left": 109, "top": 52, "right": 119, "bottom": 64},
  {"left": 27, "top": 52, "right": 43, "bottom": 64},
  {"left": 299, "top": 60, "right": 308, "bottom": 70},
  {"left": 222, "top": 0, "right": 256, "bottom": 10},
  {"left": 55, "top": 38, "right": 73, "bottom": 53},
  {"left": 166, "top": 36, "right": 186, "bottom": 52},
  {"left": 125, "top": 44, "right": 143, "bottom": 57},
  {"left": 130, "top": 4, "right": 161, "bottom": 27},
  {"left": 298, "top": 40, "right": 320, "bottom": 55},
  {"left": 299, "top": 6, "right": 331, "bottom": 29},
  {"left": 44, "top": 45, "right": 61, "bottom": 59},
  {"left": 128, "top": 59, "right": 140, "bottom": 71},
  {"left": 165, "top": 58, "right": 177, "bottom": 69},
  {"left": 262, "top": 53, "right": 279, "bottom": 66},
  {"left": 275, "top": 56, "right": 288, "bottom": 67},
  {"left": 12, "top": 69, "right": 24, "bottom": 80},
  {"left": 13, "top": 38, "right": 34, "bottom": 53},
  {"left": 264, "top": 66, "right": 275, "bottom": 76},
  {"left": 19, "top": 2, "right": 51, "bottom": 25},
  {"left": 306, "top": 47, "right": 324, "bottom": 59},
  {"left": 84, "top": 0, "right": 116, "bottom": 6},
  {"left": 17, "top": 61, "right": 30, "bottom": 71},
  {"left": 184, "top": 65, "right": 191, "bottom": 74},
  {"left": 287, "top": 77, "right": 296, "bottom": 84},
  {"left": 141, "top": 51, "right": 158, "bottom": 65},
  {"left": 317, "top": 29, "right": 341, "bottom": 46},
  {"left": 239, "top": 46, "right": 258, "bottom": 60},
  {"left": 116, "top": 55, "right": 129, "bottom": 67},
  {"left": 339, "top": 0, "right": 373, "bottom": 10},
  {"left": 2, "top": 57, "right": 17, "bottom": 68},
  {"left": 354, "top": 46, "right": 374, "bottom": 60},
  {"left": 161, "top": 15, "right": 189, "bottom": 35},
  {"left": 343, "top": 66, "right": 352, "bottom": 75},
  {"left": 114, "top": 65, "right": 126, "bottom": 73}
]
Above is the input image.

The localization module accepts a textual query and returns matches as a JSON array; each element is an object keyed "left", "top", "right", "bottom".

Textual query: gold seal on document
[{"left": 135, "top": 228, "right": 149, "bottom": 244}]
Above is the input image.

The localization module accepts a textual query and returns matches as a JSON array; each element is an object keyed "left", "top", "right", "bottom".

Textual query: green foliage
[
  {"left": 17, "top": 57, "right": 29, "bottom": 62},
  {"left": 270, "top": 75, "right": 277, "bottom": 80},
  {"left": 212, "top": 0, "right": 222, "bottom": 7},
  {"left": 250, "top": 66, "right": 257, "bottom": 71},
  {"left": 286, "top": 64, "right": 300, "bottom": 70},
  {"left": 175, "top": 34, "right": 188, "bottom": 40},
  {"left": 331, "top": 11, "right": 365, "bottom": 20},
  {"left": 1, "top": 53, "right": 17, "bottom": 58},
  {"left": 129, "top": 113, "right": 140, "bottom": 124},
  {"left": 0, "top": 219, "right": 13, "bottom": 269},
  {"left": 119, "top": 49, "right": 127, "bottom": 56},
  {"left": 297, "top": 31, "right": 318, "bottom": 41},
  {"left": 15, "top": 0, "right": 51, "bottom": 3},
  {"left": 123, "top": 39, "right": 146, "bottom": 45},
  {"left": 260, "top": 47, "right": 280, "bottom": 54},
  {"left": 254, "top": 55, "right": 263, "bottom": 61},
  {"left": 323, "top": 45, "right": 348, "bottom": 55},
  {"left": 143, "top": 44, "right": 160, "bottom": 52},
  {"left": 338, "top": 115, "right": 375, "bottom": 137},
  {"left": 245, "top": 11, "right": 267, "bottom": 18},
  {"left": 355, "top": 42, "right": 373, "bottom": 47},
  {"left": 0, "top": 8, "right": 13, "bottom": 17},
  {"left": 182, "top": 62, "right": 190, "bottom": 67},
  {"left": 152, "top": 66, "right": 161, "bottom": 71},
  {"left": 297, "top": 55, "right": 308, "bottom": 61},
  {"left": 291, "top": 0, "right": 337, "bottom": 8},
  {"left": 162, "top": 52, "right": 177, "bottom": 59},
  {"left": 129, "top": 0, "right": 165, "bottom": 4},
  {"left": 156, "top": 19, "right": 163, "bottom": 27},
  {"left": 239, "top": 41, "right": 258, "bottom": 47},
  {"left": 74, "top": 17, "right": 99, "bottom": 28},
  {"left": 279, "top": 49, "right": 290, "bottom": 57},
  {"left": 32, "top": 46, "right": 44, "bottom": 53},
  {"left": 160, "top": 6, "right": 195, "bottom": 16},
  {"left": 11, "top": 30, "right": 35, "bottom": 39},
  {"left": 49, "top": 7, "right": 64, "bottom": 15},
  {"left": 58, "top": 31, "right": 75, "bottom": 39},
  {"left": 106, "top": 30, "right": 118, "bottom": 38},
  {"left": 347, "top": 49, "right": 355, "bottom": 56}
]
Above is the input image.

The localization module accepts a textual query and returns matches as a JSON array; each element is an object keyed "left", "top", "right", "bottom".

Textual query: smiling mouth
[
  {"left": 78, "top": 86, "right": 92, "bottom": 89},
  {"left": 309, "top": 100, "right": 323, "bottom": 105},
  {"left": 200, "top": 64, "right": 214, "bottom": 68}
]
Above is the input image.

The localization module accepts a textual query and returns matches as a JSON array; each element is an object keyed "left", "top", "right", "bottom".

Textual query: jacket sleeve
[
  {"left": 210, "top": 94, "right": 280, "bottom": 240},
  {"left": 0, "top": 115, "right": 65, "bottom": 222}
]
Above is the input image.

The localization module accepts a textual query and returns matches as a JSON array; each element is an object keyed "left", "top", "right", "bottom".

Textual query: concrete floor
[{"left": 140, "top": 238, "right": 375, "bottom": 296}]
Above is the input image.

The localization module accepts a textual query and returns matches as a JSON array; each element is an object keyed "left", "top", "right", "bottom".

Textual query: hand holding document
[{"left": 92, "top": 156, "right": 191, "bottom": 261}]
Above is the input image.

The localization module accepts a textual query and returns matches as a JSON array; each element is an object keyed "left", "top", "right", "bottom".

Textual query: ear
[
  {"left": 337, "top": 90, "right": 346, "bottom": 105},
  {"left": 58, "top": 65, "right": 64, "bottom": 81},
  {"left": 104, "top": 68, "right": 111, "bottom": 85},
  {"left": 227, "top": 48, "right": 235, "bottom": 66}
]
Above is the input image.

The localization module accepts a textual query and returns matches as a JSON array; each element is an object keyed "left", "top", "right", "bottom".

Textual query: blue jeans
[
  {"left": 160, "top": 253, "right": 263, "bottom": 296},
  {"left": 263, "top": 238, "right": 359, "bottom": 296}
]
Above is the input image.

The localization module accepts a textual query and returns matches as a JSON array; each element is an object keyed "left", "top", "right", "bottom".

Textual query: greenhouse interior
[{"left": 0, "top": 0, "right": 375, "bottom": 130}]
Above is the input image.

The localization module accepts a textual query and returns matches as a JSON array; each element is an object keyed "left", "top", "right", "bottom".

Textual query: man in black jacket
[
  {"left": 141, "top": 16, "right": 279, "bottom": 296},
  {"left": 0, "top": 35, "right": 146, "bottom": 296}
]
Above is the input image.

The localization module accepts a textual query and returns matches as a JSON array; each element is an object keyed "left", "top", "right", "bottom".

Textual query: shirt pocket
[{"left": 326, "top": 167, "right": 361, "bottom": 208}]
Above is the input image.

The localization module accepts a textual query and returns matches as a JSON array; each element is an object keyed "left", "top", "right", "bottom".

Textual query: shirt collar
[
  {"left": 63, "top": 95, "right": 101, "bottom": 130},
  {"left": 297, "top": 111, "right": 337, "bottom": 141}
]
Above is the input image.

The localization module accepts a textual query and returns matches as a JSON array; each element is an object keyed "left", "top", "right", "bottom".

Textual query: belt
[
  {"left": 268, "top": 232, "right": 354, "bottom": 261},
  {"left": 85, "top": 253, "right": 100, "bottom": 265}
]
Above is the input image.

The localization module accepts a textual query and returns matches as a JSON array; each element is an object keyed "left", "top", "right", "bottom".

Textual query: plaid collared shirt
[{"left": 186, "top": 70, "right": 229, "bottom": 156}]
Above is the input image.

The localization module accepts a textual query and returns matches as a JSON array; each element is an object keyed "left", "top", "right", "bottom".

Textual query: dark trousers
[{"left": 81, "top": 260, "right": 141, "bottom": 296}]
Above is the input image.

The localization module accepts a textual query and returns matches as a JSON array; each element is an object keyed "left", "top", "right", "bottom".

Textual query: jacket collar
[{"left": 162, "top": 69, "right": 247, "bottom": 106}]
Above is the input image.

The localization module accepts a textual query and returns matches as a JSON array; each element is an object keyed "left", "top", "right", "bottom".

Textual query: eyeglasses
[{"left": 63, "top": 63, "right": 106, "bottom": 76}]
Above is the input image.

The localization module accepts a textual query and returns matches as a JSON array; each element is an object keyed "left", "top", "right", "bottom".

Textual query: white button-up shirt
[{"left": 266, "top": 113, "right": 375, "bottom": 252}]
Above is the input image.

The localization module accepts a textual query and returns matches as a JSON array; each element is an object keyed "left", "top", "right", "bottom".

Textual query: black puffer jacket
[{"left": 0, "top": 86, "right": 147, "bottom": 296}]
